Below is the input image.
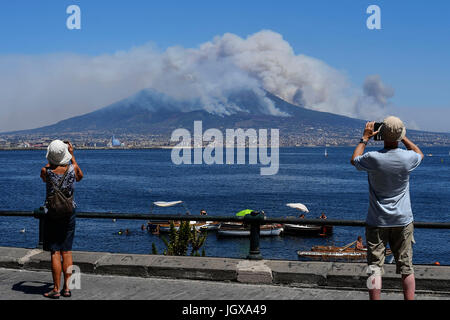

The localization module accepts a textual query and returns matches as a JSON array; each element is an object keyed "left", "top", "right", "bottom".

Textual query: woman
[
  {"left": 356, "top": 236, "right": 366, "bottom": 250},
  {"left": 40, "top": 140, "right": 83, "bottom": 299}
]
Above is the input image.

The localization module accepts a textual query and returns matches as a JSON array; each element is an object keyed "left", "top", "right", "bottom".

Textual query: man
[{"left": 350, "top": 116, "right": 423, "bottom": 300}]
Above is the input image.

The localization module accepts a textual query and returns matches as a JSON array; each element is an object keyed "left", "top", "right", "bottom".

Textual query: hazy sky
[{"left": 0, "top": 0, "right": 449, "bottom": 133}]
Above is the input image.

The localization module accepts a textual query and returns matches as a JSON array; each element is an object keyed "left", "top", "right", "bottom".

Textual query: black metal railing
[{"left": 0, "top": 210, "right": 449, "bottom": 260}]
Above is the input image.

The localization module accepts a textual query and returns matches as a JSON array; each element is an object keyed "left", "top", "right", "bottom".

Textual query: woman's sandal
[
  {"left": 43, "top": 290, "right": 61, "bottom": 299},
  {"left": 61, "top": 288, "right": 72, "bottom": 298}
]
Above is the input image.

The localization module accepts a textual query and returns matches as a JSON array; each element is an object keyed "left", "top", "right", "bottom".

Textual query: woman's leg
[
  {"left": 51, "top": 251, "right": 62, "bottom": 290},
  {"left": 44, "top": 251, "right": 62, "bottom": 297},
  {"left": 61, "top": 251, "right": 73, "bottom": 290}
]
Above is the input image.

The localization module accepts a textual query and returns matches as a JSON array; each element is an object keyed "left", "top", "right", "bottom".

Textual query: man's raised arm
[{"left": 402, "top": 137, "right": 424, "bottom": 160}]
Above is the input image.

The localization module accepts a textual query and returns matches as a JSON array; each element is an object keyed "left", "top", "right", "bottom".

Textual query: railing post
[
  {"left": 33, "top": 208, "right": 45, "bottom": 249},
  {"left": 246, "top": 211, "right": 263, "bottom": 260}
]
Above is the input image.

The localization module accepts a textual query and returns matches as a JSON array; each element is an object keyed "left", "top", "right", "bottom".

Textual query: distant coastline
[{"left": 1, "top": 144, "right": 450, "bottom": 151}]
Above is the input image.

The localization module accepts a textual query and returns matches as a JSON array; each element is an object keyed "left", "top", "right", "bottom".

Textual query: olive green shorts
[{"left": 365, "top": 222, "right": 415, "bottom": 275}]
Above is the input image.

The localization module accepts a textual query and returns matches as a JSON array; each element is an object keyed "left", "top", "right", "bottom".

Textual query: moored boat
[
  {"left": 297, "top": 244, "right": 392, "bottom": 262},
  {"left": 283, "top": 203, "right": 333, "bottom": 237},
  {"left": 217, "top": 222, "right": 283, "bottom": 237},
  {"left": 283, "top": 223, "right": 333, "bottom": 237},
  {"left": 199, "top": 221, "right": 221, "bottom": 231}
]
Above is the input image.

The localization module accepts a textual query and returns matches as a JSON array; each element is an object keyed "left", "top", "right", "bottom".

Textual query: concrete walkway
[
  {"left": 1, "top": 268, "right": 448, "bottom": 300},
  {"left": 1, "top": 246, "right": 449, "bottom": 300}
]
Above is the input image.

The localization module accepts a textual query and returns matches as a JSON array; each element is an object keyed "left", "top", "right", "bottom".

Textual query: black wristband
[{"left": 359, "top": 138, "right": 368, "bottom": 145}]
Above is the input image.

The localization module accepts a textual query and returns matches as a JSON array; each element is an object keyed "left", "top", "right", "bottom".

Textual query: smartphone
[{"left": 373, "top": 122, "right": 384, "bottom": 141}]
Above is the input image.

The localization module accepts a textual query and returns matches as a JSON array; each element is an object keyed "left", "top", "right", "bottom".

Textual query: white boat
[
  {"left": 283, "top": 204, "right": 333, "bottom": 237},
  {"left": 217, "top": 222, "right": 283, "bottom": 237},
  {"left": 198, "top": 221, "right": 221, "bottom": 231}
]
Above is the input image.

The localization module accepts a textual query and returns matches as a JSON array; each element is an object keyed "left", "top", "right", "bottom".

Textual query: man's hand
[
  {"left": 350, "top": 122, "right": 380, "bottom": 166},
  {"left": 362, "top": 121, "right": 380, "bottom": 141}
]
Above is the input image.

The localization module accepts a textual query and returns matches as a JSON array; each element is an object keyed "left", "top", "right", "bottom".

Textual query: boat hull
[
  {"left": 199, "top": 222, "right": 221, "bottom": 231},
  {"left": 148, "top": 220, "right": 205, "bottom": 233},
  {"left": 297, "top": 250, "right": 367, "bottom": 262},
  {"left": 217, "top": 223, "right": 283, "bottom": 237},
  {"left": 297, "top": 245, "right": 378, "bottom": 263},
  {"left": 283, "top": 224, "right": 333, "bottom": 237}
]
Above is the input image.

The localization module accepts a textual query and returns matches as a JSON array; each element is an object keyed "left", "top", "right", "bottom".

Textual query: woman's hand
[{"left": 67, "top": 141, "right": 74, "bottom": 155}]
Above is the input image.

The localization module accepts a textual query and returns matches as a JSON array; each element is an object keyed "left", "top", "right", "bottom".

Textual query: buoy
[{"left": 434, "top": 261, "right": 440, "bottom": 266}]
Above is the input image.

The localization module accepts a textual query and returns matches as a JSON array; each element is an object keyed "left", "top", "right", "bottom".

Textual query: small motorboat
[
  {"left": 283, "top": 223, "right": 333, "bottom": 237},
  {"left": 283, "top": 203, "right": 333, "bottom": 237},
  {"left": 217, "top": 222, "right": 283, "bottom": 237},
  {"left": 217, "top": 209, "right": 283, "bottom": 237},
  {"left": 198, "top": 221, "right": 221, "bottom": 231}
]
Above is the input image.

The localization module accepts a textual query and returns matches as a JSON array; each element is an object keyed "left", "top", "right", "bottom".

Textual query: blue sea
[{"left": 0, "top": 147, "right": 449, "bottom": 265}]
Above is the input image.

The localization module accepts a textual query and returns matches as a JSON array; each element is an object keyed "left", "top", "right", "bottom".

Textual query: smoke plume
[{"left": 0, "top": 30, "right": 393, "bottom": 132}]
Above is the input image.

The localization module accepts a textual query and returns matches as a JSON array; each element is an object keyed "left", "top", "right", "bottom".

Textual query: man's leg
[
  {"left": 402, "top": 274, "right": 415, "bottom": 300},
  {"left": 366, "top": 227, "right": 388, "bottom": 300},
  {"left": 390, "top": 223, "right": 415, "bottom": 300},
  {"left": 368, "top": 275, "right": 382, "bottom": 300}
]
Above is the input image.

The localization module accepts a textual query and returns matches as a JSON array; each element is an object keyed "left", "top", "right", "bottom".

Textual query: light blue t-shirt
[{"left": 353, "top": 148, "right": 422, "bottom": 227}]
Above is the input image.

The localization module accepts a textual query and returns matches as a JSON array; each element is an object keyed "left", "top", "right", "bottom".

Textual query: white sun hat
[
  {"left": 382, "top": 116, "right": 406, "bottom": 142},
  {"left": 46, "top": 140, "right": 72, "bottom": 166}
]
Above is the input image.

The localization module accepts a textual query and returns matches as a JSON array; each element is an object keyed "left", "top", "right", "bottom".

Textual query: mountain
[
  {"left": 2, "top": 89, "right": 449, "bottom": 146},
  {"left": 6, "top": 89, "right": 365, "bottom": 133}
]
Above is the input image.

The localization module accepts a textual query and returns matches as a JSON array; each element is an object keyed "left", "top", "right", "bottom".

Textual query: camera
[{"left": 373, "top": 122, "right": 384, "bottom": 141}]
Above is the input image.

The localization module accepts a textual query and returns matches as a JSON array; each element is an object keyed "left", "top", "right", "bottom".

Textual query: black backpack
[{"left": 46, "top": 166, "right": 74, "bottom": 217}]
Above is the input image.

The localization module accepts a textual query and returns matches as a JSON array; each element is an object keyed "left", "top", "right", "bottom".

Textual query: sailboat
[{"left": 324, "top": 148, "right": 328, "bottom": 157}]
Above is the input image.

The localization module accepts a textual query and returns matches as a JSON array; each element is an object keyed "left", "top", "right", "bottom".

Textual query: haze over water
[{"left": 0, "top": 147, "right": 449, "bottom": 265}]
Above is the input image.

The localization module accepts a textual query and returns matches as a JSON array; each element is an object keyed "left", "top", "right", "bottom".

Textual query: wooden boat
[
  {"left": 217, "top": 222, "right": 283, "bottom": 237},
  {"left": 283, "top": 223, "right": 333, "bottom": 237},
  {"left": 297, "top": 244, "right": 392, "bottom": 262}
]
